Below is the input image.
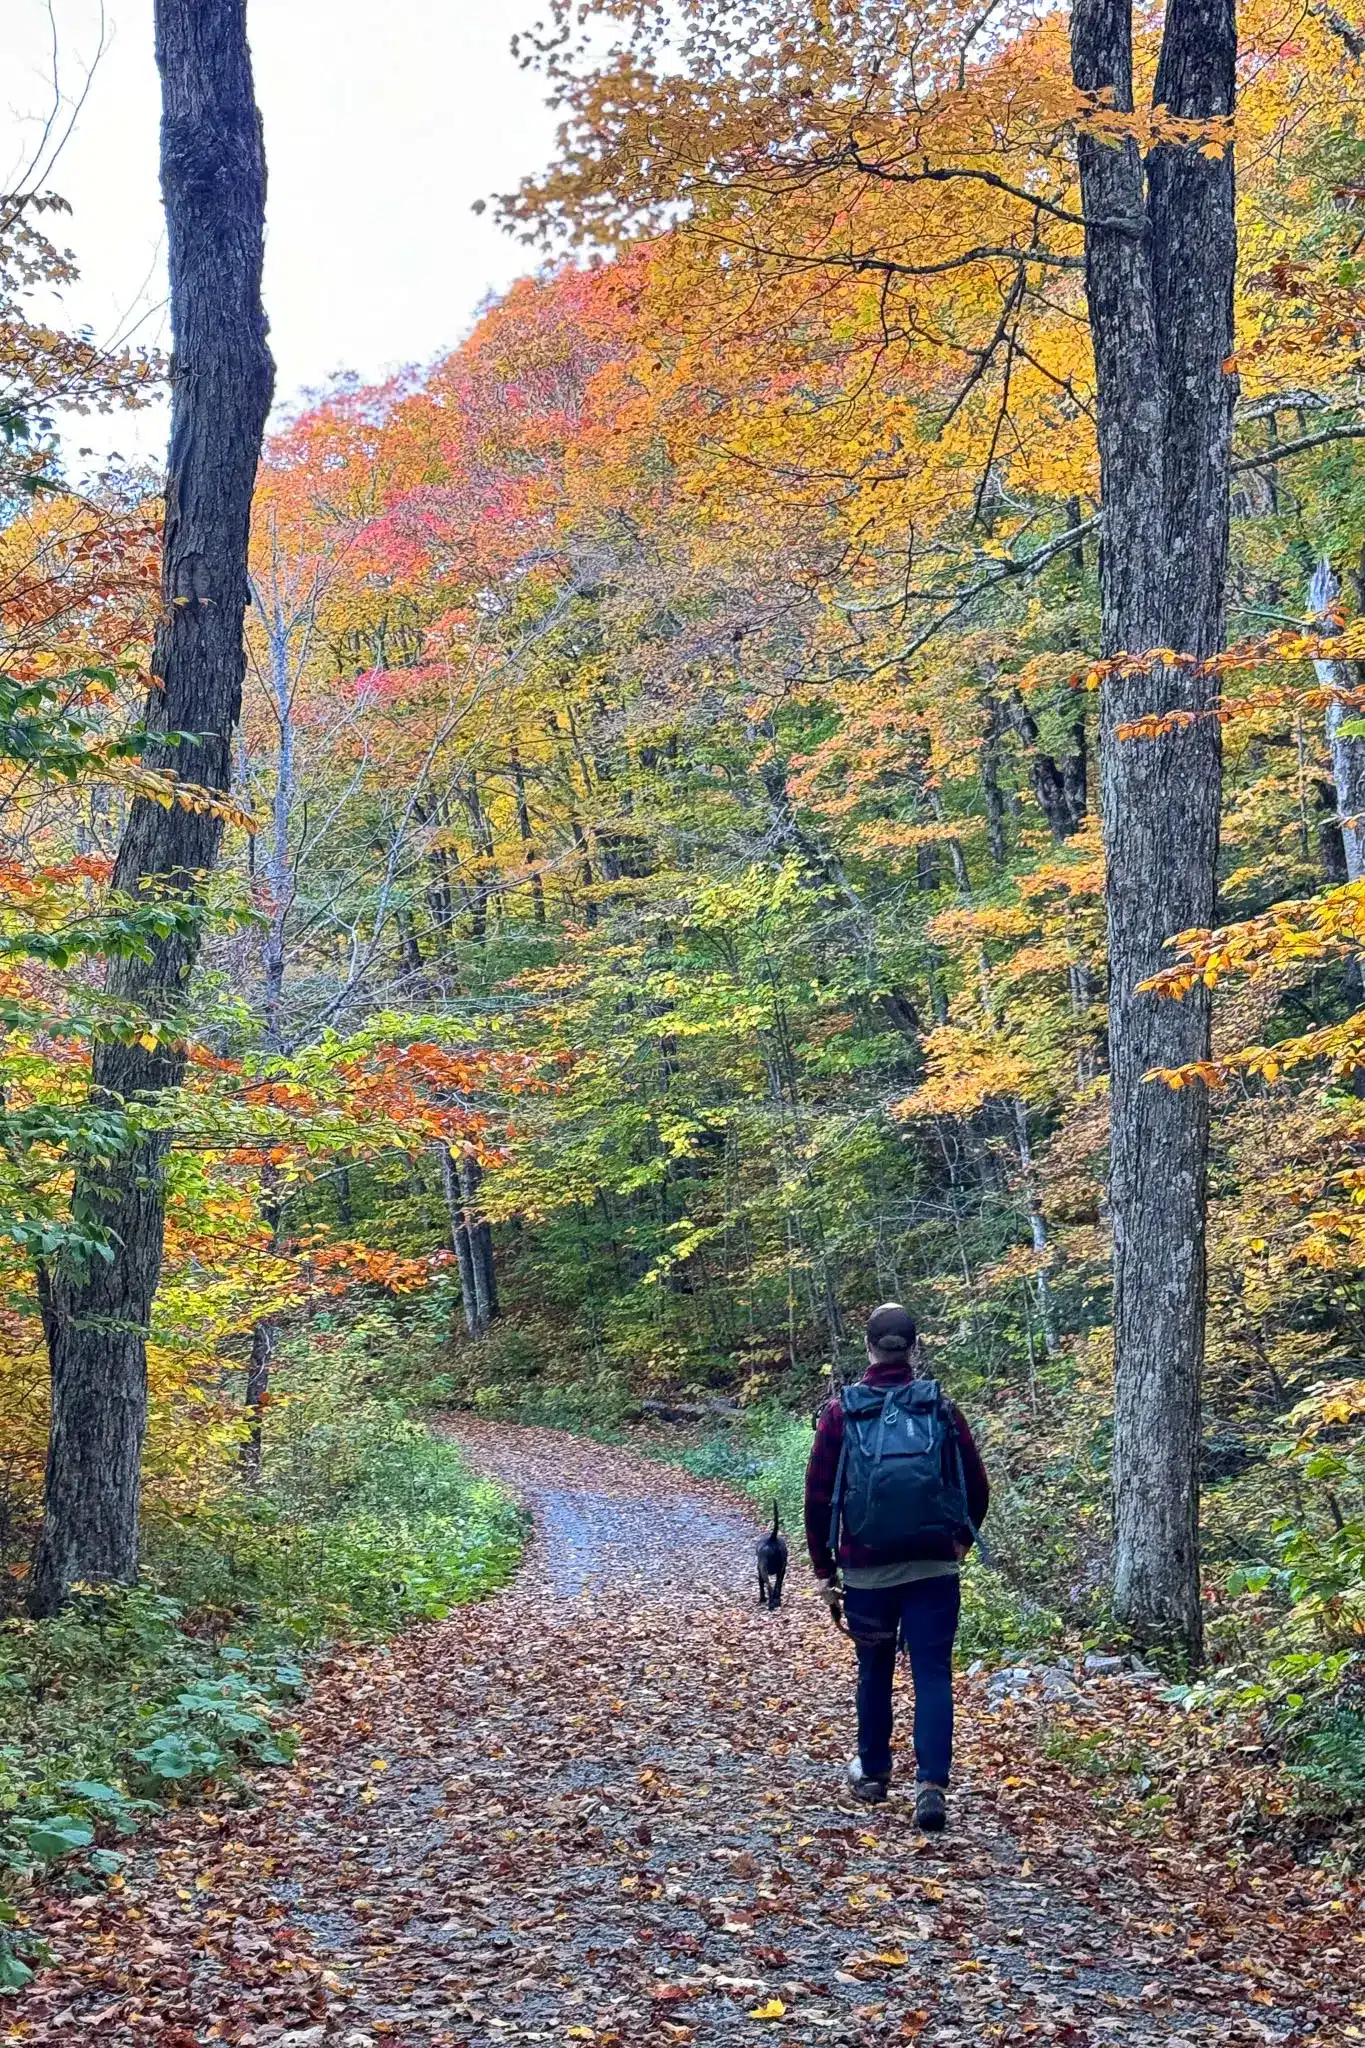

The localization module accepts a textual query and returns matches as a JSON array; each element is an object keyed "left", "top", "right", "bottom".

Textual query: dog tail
[{"left": 770, "top": 1499, "right": 780, "bottom": 1539}]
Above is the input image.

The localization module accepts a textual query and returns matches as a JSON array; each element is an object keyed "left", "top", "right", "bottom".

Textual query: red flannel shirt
[{"left": 804, "top": 1362, "right": 990, "bottom": 1581}]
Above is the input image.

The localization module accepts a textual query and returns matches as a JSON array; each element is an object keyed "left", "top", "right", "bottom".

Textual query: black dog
[{"left": 756, "top": 1501, "right": 788, "bottom": 1609}]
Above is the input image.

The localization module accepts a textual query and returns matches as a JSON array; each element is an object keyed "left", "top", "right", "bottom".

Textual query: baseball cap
[{"left": 866, "top": 1302, "right": 917, "bottom": 1355}]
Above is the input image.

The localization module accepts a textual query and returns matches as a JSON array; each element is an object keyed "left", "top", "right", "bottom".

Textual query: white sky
[{"left": 1, "top": 0, "right": 560, "bottom": 472}]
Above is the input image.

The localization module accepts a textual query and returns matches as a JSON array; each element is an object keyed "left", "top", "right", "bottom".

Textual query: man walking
[{"left": 804, "top": 1304, "right": 989, "bottom": 1828}]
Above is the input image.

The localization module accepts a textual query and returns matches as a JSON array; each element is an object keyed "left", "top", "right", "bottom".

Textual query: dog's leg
[{"left": 758, "top": 1566, "right": 768, "bottom": 1607}]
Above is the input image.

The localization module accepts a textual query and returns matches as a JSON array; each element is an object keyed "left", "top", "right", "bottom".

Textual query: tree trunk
[
  {"left": 510, "top": 745, "right": 546, "bottom": 926},
  {"left": 1309, "top": 558, "right": 1365, "bottom": 882},
  {"left": 242, "top": 1317, "right": 274, "bottom": 1486},
  {"left": 439, "top": 1143, "right": 480, "bottom": 1337},
  {"left": 30, "top": 0, "right": 273, "bottom": 1617},
  {"left": 1013, "top": 1098, "right": 1059, "bottom": 1355},
  {"left": 1007, "top": 694, "right": 1088, "bottom": 839},
  {"left": 257, "top": 593, "right": 295, "bottom": 1051},
  {"left": 462, "top": 1152, "right": 499, "bottom": 1328},
  {"left": 439, "top": 1144, "right": 498, "bottom": 1337},
  {"left": 243, "top": 1164, "right": 282, "bottom": 1485},
  {"left": 981, "top": 698, "right": 1009, "bottom": 867},
  {"left": 1072, "top": 0, "right": 1236, "bottom": 1657}
]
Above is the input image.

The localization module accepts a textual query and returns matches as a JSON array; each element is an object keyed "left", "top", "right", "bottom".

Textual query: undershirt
[{"left": 840, "top": 1556, "right": 959, "bottom": 1589}]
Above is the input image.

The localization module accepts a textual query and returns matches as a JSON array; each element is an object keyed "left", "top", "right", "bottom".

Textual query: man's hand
[{"left": 815, "top": 1579, "right": 844, "bottom": 1621}]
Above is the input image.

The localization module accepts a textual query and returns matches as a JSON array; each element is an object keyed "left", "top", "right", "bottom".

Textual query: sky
[{"left": 1, "top": 0, "right": 560, "bottom": 471}]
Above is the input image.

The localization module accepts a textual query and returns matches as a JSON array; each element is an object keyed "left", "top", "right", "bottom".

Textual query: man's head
[{"left": 865, "top": 1301, "right": 917, "bottom": 1366}]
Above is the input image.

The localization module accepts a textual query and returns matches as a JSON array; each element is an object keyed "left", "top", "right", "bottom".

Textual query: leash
[{"left": 823, "top": 1589, "right": 853, "bottom": 1638}]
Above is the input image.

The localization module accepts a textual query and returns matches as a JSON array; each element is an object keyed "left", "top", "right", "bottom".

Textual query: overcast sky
[{"left": 2, "top": 0, "right": 560, "bottom": 471}]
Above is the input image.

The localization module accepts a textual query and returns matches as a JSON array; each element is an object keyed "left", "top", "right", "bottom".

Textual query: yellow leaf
[
  {"left": 877, "top": 1950, "right": 909, "bottom": 1966},
  {"left": 749, "top": 2000, "right": 786, "bottom": 2020}
]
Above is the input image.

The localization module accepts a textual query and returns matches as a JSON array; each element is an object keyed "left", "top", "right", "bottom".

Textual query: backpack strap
[{"left": 827, "top": 1389, "right": 852, "bottom": 1564}]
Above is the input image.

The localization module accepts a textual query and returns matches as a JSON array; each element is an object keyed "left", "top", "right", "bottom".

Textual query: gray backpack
[{"left": 829, "top": 1378, "right": 971, "bottom": 1560}]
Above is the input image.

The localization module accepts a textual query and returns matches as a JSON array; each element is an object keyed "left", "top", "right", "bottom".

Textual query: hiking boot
[
  {"left": 846, "top": 1757, "right": 890, "bottom": 1805},
  {"left": 914, "top": 1783, "right": 947, "bottom": 1833}
]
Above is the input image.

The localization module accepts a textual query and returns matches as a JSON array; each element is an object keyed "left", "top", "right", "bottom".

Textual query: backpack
[{"left": 829, "top": 1378, "right": 972, "bottom": 1561}]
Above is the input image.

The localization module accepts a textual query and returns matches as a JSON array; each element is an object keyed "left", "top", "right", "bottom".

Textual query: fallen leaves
[{"left": 4, "top": 1420, "right": 1361, "bottom": 2047}]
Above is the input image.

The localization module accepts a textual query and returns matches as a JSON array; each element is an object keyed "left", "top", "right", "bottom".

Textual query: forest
[{"left": 2, "top": 0, "right": 1365, "bottom": 2035}]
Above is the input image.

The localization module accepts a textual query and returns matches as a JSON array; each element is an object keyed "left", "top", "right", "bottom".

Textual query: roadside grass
[{"left": 0, "top": 1342, "right": 524, "bottom": 1986}]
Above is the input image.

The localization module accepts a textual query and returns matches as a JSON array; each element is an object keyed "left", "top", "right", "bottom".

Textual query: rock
[
  {"left": 278, "top": 2031, "right": 328, "bottom": 2048},
  {"left": 1038, "top": 1670, "right": 1082, "bottom": 1702},
  {"left": 343, "top": 2035, "right": 377, "bottom": 2048},
  {"left": 996, "top": 1664, "right": 1034, "bottom": 1686},
  {"left": 966, "top": 1658, "right": 985, "bottom": 1678},
  {"left": 1082, "top": 1652, "right": 1125, "bottom": 1675}
]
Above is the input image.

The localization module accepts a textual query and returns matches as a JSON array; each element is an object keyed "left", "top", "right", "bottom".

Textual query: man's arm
[
  {"left": 804, "top": 1399, "right": 844, "bottom": 1579},
  {"left": 952, "top": 1408, "right": 990, "bottom": 1531}
]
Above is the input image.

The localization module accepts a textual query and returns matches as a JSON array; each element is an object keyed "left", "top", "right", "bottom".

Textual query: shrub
[{"left": 0, "top": 1349, "right": 525, "bottom": 1985}]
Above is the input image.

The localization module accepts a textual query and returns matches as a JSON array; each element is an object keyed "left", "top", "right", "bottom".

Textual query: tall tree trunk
[
  {"left": 981, "top": 697, "right": 1009, "bottom": 868},
  {"left": 1012, "top": 1098, "right": 1059, "bottom": 1356},
  {"left": 510, "top": 745, "right": 546, "bottom": 926},
  {"left": 1007, "top": 693, "right": 1089, "bottom": 840},
  {"left": 30, "top": 0, "right": 273, "bottom": 1617},
  {"left": 258, "top": 596, "right": 294, "bottom": 1052},
  {"left": 1072, "top": 0, "right": 1235, "bottom": 1657},
  {"left": 439, "top": 1144, "right": 480, "bottom": 1338},
  {"left": 243, "top": 1163, "right": 282, "bottom": 1485},
  {"left": 242, "top": 1316, "right": 274, "bottom": 1486},
  {"left": 438, "top": 1145, "right": 498, "bottom": 1337},
  {"left": 461, "top": 1151, "right": 499, "bottom": 1330},
  {"left": 1309, "top": 558, "right": 1365, "bottom": 883}
]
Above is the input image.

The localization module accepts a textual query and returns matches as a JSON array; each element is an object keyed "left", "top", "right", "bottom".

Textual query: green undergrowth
[{"left": 0, "top": 1343, "right": 524, "bottom": 1986}]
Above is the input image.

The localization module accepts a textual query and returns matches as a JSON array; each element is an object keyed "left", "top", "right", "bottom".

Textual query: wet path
[{"left": 8, "top": 1422, "right": 1351, "bottom": 2046}]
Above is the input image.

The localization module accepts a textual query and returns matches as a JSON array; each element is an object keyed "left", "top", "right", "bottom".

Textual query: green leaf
[{"left": 24, "top": 1814, "right": 95, "bottom": 1862}]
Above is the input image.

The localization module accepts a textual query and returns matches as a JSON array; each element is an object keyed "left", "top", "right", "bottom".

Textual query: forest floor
[{"left": 5, "top": 1422, "right": 1360, "bottom": 2048}]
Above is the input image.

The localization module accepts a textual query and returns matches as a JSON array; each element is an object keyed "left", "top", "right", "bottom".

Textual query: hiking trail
[{"left": 9, "top": 1423, "right": 1351, "bottom": 2047}]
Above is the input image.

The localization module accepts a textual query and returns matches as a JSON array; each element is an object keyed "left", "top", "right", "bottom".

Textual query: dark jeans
[{"left": 843, "top": 1573, "right": 961, "bottom": 1785}]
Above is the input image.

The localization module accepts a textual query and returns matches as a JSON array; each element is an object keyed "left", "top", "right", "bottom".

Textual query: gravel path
[{"left": 8, "top": 1421, "right": 1353, "bottom": 2047}]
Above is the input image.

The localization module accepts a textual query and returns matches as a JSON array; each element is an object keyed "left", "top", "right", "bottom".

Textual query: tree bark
[
  {"left": 30, "top": 0, "right": 273, "bottom": 1616},
  {"left": 510, "top": 744, "right": 546, "bottom": 926},
  {"left": 1013, "top": 1098, "right": 1060, "bottom": 1355},
  {"left": 1309, "top": 558, "right": 1365, "bottom": 883},
  {"left": 1007, "top": 694, "right": 1088, "bottom": 839},
  {"left": 242, "top": 1317, "right": 274, "bottom": 1486},
  {"left": 439, "top": 1143, "right": 479, "bottom": 1337},
  {"left": 461, "top": 1150, "right": 499, "bottom": 1330},
  {"left": 981, "top": 698, "right": 1009, "bottom": 867},
  {"left": 1072, "top": 0, "right": 1236, "bottom": 1657},
  {"left": 439, "top": 1144, "right": 498, "bottom": 1337}
]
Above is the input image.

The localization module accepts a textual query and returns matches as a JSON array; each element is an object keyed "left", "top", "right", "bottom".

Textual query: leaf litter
[{"left": 5, "top": 1420, "right": 1359, "bottom": 2047}]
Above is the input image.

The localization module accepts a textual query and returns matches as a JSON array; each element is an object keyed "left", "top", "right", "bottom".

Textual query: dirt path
[{"left": 8, "top": 1423, "right": 1354, "bottom": 2047}]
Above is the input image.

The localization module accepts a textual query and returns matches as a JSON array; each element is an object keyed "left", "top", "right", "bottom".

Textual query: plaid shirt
[{"left": 803, "top": 1363, "right": 990, "bottom": 1580}]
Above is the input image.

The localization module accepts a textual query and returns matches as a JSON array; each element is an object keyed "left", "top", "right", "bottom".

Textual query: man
[{"left": 804, "top": 1303, "right": 989, "bottom": 1828}]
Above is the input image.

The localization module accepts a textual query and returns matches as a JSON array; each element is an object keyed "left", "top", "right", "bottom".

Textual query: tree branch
[{"left": 1230, "top": 419, "right": 1365, "bottom": 471}]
